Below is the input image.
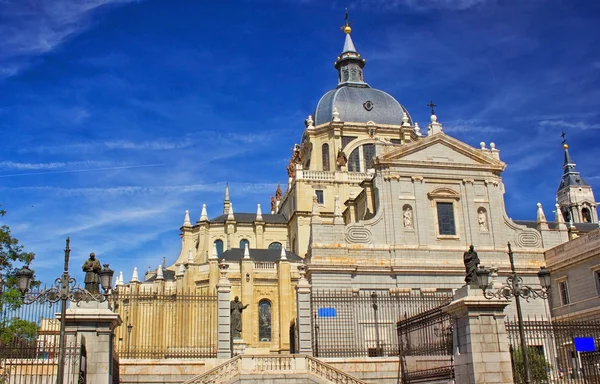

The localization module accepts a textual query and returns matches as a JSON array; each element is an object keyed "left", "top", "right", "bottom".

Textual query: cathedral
[{"left": 114, "top": 21, "right": 598, "bottom": 356}]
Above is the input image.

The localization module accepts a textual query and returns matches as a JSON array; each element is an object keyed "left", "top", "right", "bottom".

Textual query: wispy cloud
[
  {"left": 539, "top": 120, "right": 600, "bottom": 131},
  {"left": 0, "top": 160, "right": 109, "bottom": 170},
  {"left": 0, "top": 163, "right": 164, "bottom": 178},
  {"left": 104, "top": 138, "right": 193, "bottom": 150},
  {"left": 349, "top": 0, "right": 493, "bottom": 11},
  {"left": 0, "top": 0, "right": 137, "bottom": 79}
]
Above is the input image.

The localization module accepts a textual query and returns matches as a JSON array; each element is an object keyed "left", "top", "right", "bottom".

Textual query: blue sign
[
  {"left": 318, "top": 307, "right": 337, "bottom": 317},
  {"left": 574, "top": 337, "right": 596, "bottom": 352}
]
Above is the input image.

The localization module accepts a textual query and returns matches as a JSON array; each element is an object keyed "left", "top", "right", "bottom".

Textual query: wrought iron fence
[
  {"left": 397, "top": 303, "right": 454, "bottom": 384},
  {"left": 0, "top": 290, "right": 82, "bottom": 384},
  {"left": 506, "top": 318, "right": 600, "bottom": 384},
  {"left": 310, "top": 289, "right": 452, "bottom": 358},
  {"left": 113, "top": 291, "right": 218, "bottom": 359}
]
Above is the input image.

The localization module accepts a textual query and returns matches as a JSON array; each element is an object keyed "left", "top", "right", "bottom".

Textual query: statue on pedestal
[
  {"left": 82, "top": 252, "right": 102, "bottom": 294},
  {"left": 230, "top": 296, "right": 248, "bottom": 339},
  {"left": 463, "top": 245, "right": 480, "bottom": 286}
]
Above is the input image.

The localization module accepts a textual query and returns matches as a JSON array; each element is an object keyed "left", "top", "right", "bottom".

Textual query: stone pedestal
[
  {"left": 232, "top": 339, "right": 247, "bottom": 356},
  {"left": 443, "top": 285, "right": 514, "bottom": 384},
  {"left": 216, "top": 267, "right": 232, "bottom": 359},
  {"left": 60, "top": 300, "right": 122, "bottom": 384},
  {"left": 295, "top": 267, "right": 313, "bottom": 355}
]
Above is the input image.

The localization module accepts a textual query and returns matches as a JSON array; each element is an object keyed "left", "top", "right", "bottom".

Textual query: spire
[
  {"left": 227, "top": 204, "right": 234, "bottom": 220},
  {"left": 116, "top": 271, "right": 124, "bottom": 286},
  {"left": 243, "top": 242, "right": 250, "bottom": 259},
  {"left": 156, "top": 265, "right": 164, "bottom": 280},
  {"left": 210, "top": 243, "right": 219, "bottom": 260},
  {"left": 200, "top": 204, "right": 208, "bottom": 221},
  {"left": 280, "top": 243, "right": 287, "bottom": 260},
  {"left": 558, "top": 143, "right": 589, "bottom": 191},
  {"left": 183, "top": 210, "right": 191, "bottom": 227},
  {"left": 131, "top": 267, "right": 140, "bottom": 283},
  {"left": 223, "top": 183, "right": 231, "bottom": 214},
  {"left": 334, "top": 10, "right": 368, "bottom": 87},
  {"left": 537, "top": 202, "right": 549, "bottom": 230},
  {"left": 256, "top": 204, "right": 263, "bottom": 221}
]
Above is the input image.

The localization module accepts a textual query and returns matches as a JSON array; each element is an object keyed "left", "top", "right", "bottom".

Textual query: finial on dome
[
  {"left": 480, "top": 142, "right": 486, "bottom": 150},
  {"left": 333, "top": 107, "right": 341, "bottom": 122},
  {"left": 414, "top": 122, "right": 421, "bottom": 136},
  {"left": 243, "top": 243, "right": 250, "bottom": 259},
  {"left": 402, "top": 112, "right": 410, "bottom": 127},
  {"left": 156, "top": 264, "right": 164, "bottom": 280},
  {"left": 427, "top": 100, "right": 437, "bottom": 116},
  {"left": 342, "top": 8, "right": 352, "bottom": 34}
]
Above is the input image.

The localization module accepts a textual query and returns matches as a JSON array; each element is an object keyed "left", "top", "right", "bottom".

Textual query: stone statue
[
  {"left": 275, "top": 184, "right": 282, "bottom": 201},
  {"left": 287, "top": 159, "right": 296, "bottom": 178},
  {"left": 463, "top": 245, "right": 480, "bottom": 286},
  {"left": 82, "top": 252, "right": 102, "bottom": 294},
  {"left": 230, "top": 296, "right": 248, "bottom": 339},
  {"left": 478, "top": 209, "right": 488, "bottom": 231},
  {"left": 336, "top": 149, "right": 347, "bottom": 167},
  {"left": 270, "top": 196, "right": 277, "bottom": 213},
  {"left": 403, "top": 206, "right": 413, "bottom": 228}
]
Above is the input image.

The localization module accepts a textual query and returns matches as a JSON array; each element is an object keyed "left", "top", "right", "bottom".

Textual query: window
[
  {"left": 559, "top": 280, "right": 569, "bottom": 305},
  {"left": 363, "top": 144, "right": 375, "bottom": 170},
  {"left": 595, "top": 270, "right": 600, "bottom": 296},
  {"left": 436, "top": 202, "right": 456, "bottom": 236},
  {"left": 239, "top": 239, "right": 249, "bottom": 249},
  {"left": 390, "top": 139, "right": 402, "bottom": 145},
  {"left": 259, "top": 300, "right": 272, "bottom": 341},
  {"left": 322, "top": 144, "right": 330, "bottom": 171},
  {"left": 268, "top": 242, "right": 282, "bottom": 250},
  {"left": 582, "top": 207, "right": 591, "bottom": 223},
  {"left": 348, "top": 148, "right": 360, "bottom": 172},
  {"left": 214, "top": 239, "right": 224, "bottom": 256},
  {"left": 342, "top": 136, "right": 357, "bottom": 149},
  {"left": 315, "top": 190, "right": 324, "bottom": 204}
]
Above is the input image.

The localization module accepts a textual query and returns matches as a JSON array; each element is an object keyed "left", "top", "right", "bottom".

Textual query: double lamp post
[{"left": 4, "top": 238, "right": 114, "bottom": 384}]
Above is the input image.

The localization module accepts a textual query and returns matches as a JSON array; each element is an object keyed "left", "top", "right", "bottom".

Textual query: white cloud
[
  {"left": 0, "top": 0, "right": 138, "bottom": 79},
  {"left": 104, "top": 138, "right": 193, "bottom": 150},
  {"left": 0, "top": 160, "right": 109, "bottom": 170},
  {"left": 539, "top": 120, "right": 600, "bottom": 131}
]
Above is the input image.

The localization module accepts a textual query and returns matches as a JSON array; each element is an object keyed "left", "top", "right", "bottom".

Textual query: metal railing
[
  {"left": 506, "top": 318, "right": 600, "bottom": 384},
  {"left": 113, "top": 291, "right": 217, "bottom": 359},
  {"left": 311, "top": 289, "right": 452, "bottom": 357}
]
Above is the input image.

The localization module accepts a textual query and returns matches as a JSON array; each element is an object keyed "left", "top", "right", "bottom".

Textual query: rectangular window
[
  {"left": 315, "top": 190, "right": 324, "bottom": 204},
  {"left": 595, "top": 271, "right": 600, "bottom": 296},
  {"left": 436, "top": 202, "right": 456, "bottom": 236},
  {"left": 559, "top": 281, "right": 570, "bottom": 305},
  {"left": 342, "top": 136, "right": 357, "bottom": 149}
]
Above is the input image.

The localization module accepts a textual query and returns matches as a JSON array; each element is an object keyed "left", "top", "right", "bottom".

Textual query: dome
[{"left": 314, "top": 85, "right": 412, "bottom": 126}]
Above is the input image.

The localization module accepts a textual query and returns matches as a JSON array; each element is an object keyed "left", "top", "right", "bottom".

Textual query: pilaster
[
  {"left": 295, "top": 265, "right": 313, "bottom": 355},
  {"left": 278, "top": 259, "right": 292, "bottom": 353},
  {"left": 216, "top": 263, "right": 232, "bottom": 359},
  {"left": 240, "top": 258, "right": 254, "bottom": 343}
]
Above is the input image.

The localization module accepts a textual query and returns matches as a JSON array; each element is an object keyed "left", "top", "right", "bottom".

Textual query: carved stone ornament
[{"left": 363, "top": 100, "right": 374, "bottom": 111}]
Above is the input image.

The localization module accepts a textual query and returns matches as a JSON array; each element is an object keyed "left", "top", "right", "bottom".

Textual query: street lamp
[
  {"left": 127, "top": 322, "right": 133, "bottom": 358},
  {"left": 15, "top": 237, "right": 114, "bottom": 384},
  {"left": 477, "top": 242, "right": 551, "bottom": 384},
  {"left": 371, "top": 291, "right": 382, "bottom": 357}
]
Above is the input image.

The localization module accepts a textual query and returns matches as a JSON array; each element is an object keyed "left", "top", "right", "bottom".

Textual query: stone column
[
  {"left": 295, "top": 265, "right": 313, "bottom": 355},
  {"left": 216, "top": 262, "right": 232, "bottom": 359},
  {"left": 443, "top": 285, "right": 513, "bottom": 384},
  {"left": 60, "top": 301, "right": 122, "bottom": 384}
]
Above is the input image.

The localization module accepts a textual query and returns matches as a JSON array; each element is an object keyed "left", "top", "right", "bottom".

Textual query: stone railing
[
  {"left": 296, "top": 170, "right": 372, "bottom": 184},
  {"left": 254, "top": 262, "right": 276, "bottom": 269},
  {"left": 183, "top": 354, "right": 368, "bottom": 384}
]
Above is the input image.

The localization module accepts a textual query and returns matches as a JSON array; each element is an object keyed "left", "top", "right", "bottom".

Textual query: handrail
[{"left": 182, "top": 354, "right": 368, "bottom": 384}]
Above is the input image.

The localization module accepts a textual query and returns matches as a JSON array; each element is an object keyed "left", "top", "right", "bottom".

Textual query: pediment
[{"left": 376, "top": 133, "right": 506, "bottom": 172}]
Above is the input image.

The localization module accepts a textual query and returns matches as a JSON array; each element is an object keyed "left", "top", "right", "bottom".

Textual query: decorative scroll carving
[
  {"left": 345, "top": 226, "right": 373, "bottom": 244},
  {"left": 515, "top": 230, "right": 542, "bottom": 248}
]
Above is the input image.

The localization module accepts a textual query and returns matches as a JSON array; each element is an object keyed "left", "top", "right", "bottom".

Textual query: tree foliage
[{"left": 512, "top": 346, "right": 551, "bottom": 384}]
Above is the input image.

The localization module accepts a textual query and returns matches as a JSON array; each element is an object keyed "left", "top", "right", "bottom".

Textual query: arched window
[
  {"left": 322, "top": 143, "right": 330, "bottom": 171},
  {"left": 240, "top": 239, "right": 250, "bottom": 249},
  {"left": 214, "top": 239, "right": 223, "bottom": 256},
  {"left": 258, "top": 300, "right": 272, "bottom": 342},
  {"left": 582, "top": 207, "right": 591, "bottom": 223},
  {"left": 348, "top": 148, "right": 360, "bottom": 172},
  {"left": 363, "top": 144, "right": 375, "bottom": 170},
  {"left": 268, "top": 242, "right": 282, "bottom": 250}
]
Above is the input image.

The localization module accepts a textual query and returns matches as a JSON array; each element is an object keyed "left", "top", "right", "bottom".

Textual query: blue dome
[{"left": 314, "top": 85, "right": 412, "bottom": 126}]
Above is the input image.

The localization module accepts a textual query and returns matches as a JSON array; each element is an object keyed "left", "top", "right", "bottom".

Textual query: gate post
[
  {"left": 295, "top": 265, "right": 313, "bottom": 356},
  {"left": 216, "top": 262, "right": 232, "bottom": 359},
  {"left": 443, "top": 285, "right": 514, "bottom": 384}
]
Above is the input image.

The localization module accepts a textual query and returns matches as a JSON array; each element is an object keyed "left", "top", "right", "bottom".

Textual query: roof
[
  {"left": 220, "top": 248, "right": 302, "bottom": 262},
  {"left": 209, "top": 213, "right": 287, "bottom": 224},
  {"left": 145, "top": 268, "right": 175, "bottom": 282},
  {"left": 313, "top": 86, "right": 412, "bottom": 127},
  {"left": 514, "top": 220, "right": 599, "bottom": 233},
  {"left": 558, "top": 146, "right": 589, "bottom": 191}
]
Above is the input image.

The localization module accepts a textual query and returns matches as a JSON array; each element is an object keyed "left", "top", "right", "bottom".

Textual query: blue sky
[{"left": 1, "top": 0, "right": 599, "bottom": 285}]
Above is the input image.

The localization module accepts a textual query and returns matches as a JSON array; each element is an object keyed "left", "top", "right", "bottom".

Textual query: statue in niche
[
  {"left": 230, "top": 296, "right": 249, "bottom": 339},
  {"left": 336, "top": 149, "right": 347, "bottom": 168},
  {"left": 270, "top": 196, "right": 277, "bottom": 213},
  {"left": 478, "top": 209, "right": 488, "bottom": 231},
  {"left": 82, "top": 252, "right": 102, "bottom": 294},
  {"left": 403, "top": 206, "right": 413, "bottom": 228},
  {"left": 275, "top": 184, "right": 282, "bottom": 201},
  {"left": 463, "top": 245, "right": 480, "bottom": 286}
]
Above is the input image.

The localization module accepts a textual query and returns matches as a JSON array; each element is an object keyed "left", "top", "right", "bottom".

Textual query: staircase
[{"left": 182, "top": 354, "right": 368, "bottom": 384}]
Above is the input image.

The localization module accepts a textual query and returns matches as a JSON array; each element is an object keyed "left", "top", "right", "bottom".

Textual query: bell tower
[{"left": 556, "top": 142, "right": 597, "bottom": 223}]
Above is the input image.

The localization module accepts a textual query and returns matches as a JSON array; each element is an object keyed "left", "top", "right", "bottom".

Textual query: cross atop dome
[{"left": 334, "top": 9, "right": 367, "bottom": 87}]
